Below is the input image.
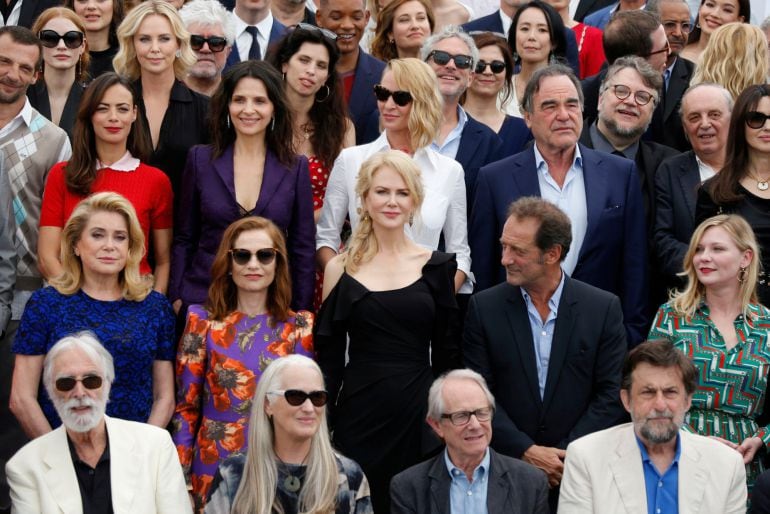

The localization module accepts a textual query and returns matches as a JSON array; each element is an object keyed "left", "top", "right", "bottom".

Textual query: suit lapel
[
  {"left": 486, "top": 450, "right": 510, "bottom": 512},
  {"left": 226, "top": 44, "right": 240, "bottom": 69},
  {"left": 427, "top": 453, "right": 451, "bottom": 514},
  {"left": 253, "top": 151, "right": 290, "bottom": 215},
  {"left": 542, "top": 276, "right": 576, "bottom": 410},
  {"left": 511, "top": 148, "right": 541, "bottom": 197},
  {"left": 677, "top": 152, "right": 700, "bottom": 218},
  {"left": 505, "top": 288, "right": 542, "bottom": 403},
  {"left": 609, "top": 428, "right": 648, "bottom": 513},
  {"left": 455, "top": 120, "right": 476, "bottom": 169},
  {"left": 43, "top": 427, "right": 82, "bottom": 514},
  {"left": 578, "top": 146, "right": 609, "bottom": 262},
  {"left": 107, "top": 417, "right": 141, "bottom": 512},
  {"left": 212, "top": 145, "right": 237, "bottom": 204},
  {"left": 664, "top": 59, "right": 690, "bottom": 121},
  {"left": 678, "top": 433, "right": 707, "bottom": 514}
]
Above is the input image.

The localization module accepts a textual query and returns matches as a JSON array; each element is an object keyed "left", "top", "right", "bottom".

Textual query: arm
[
  {"left": 316, "top": 152, "right": 351, "bottom": 266},
  {"left": 389, "top": 473, "right": 418, "bottom": 514},
  {"left": 6, "top": 457, "right": 43, "bottom": 513},
  {"left": 37, "top": 227, "right": 64, "bottom": 281},
  {"left": 147, "top": 360, "right": 175, "bottom": 427},
  {"left": 558, "top": 444, "right": 595, "bottom": 513},
  {"left": 37, "top": 163, "right": 67, "bottom": 281},
  {"left": 150, "top": 171, "right": 174, "bottom": 294},
  {"left": 468, "top": 167, "right": 499, "bottom": 292},
  {"left": 725, "top": 450, "right": 748, "bottom": 514},
  {"left": 152, "top": 229, "right": 172, "bottom": 295},
  {"left": 343, "top": 118, "right": 356, "bottom": 149},
  {"left": 441, "top": 162, "right": 472, "bottom": 292},
  {"left": 155, "top": 429, "right": 194, "bottom": 514},
  {"left": 287, "top": 157, "right": 316, "bottom": 311},
  {"left": 9, "top": 355, "right": 52, "bottom": 438},
  {"left": 621, "top": 162, "right": 649, "bottom": 347},
  {"left": 169, "top": 148, "right": 202, "bottom": 304},
  {"left": 321, "top": 255, "right": 345, "bottom": 301},
  {"left": 653, "top": 162, "right": 689, "bottom": 280}
]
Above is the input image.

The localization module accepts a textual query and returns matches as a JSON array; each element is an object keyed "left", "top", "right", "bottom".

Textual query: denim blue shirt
[
  {"left": 431, "top": 105, "right": 468, "bottom": 160},
  {"left": 445, "top": 447, "right": 490, "bottom": 514},
  {"left": 636, "top": 434, "right": 681, "bottom": 514},
  {"left": 521, "top": 271, "right": 566, "bottom": 399}
]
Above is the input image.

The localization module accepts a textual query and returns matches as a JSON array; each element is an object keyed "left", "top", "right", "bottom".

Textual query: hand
[
  {"left": 736, "top": 436, "right": 764, "bottom": 464},
  {"left": 708, "top": 436, "right": 739, "bottom": 450},
  {"left": 522, "top": 444, "right": 566, "bottom": 487},
  {"left": 173, "top": 299, "right": 183, "bottom": 315}
]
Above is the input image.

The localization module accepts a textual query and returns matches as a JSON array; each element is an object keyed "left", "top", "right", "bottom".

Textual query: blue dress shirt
[
  {"left": 636, "top": 434, "right": 681, "bottom": 514},
  {"left": 431, "top": 106, "right": 469, "bottom": 160},
  {"left": 445, "top": 447, "right": 490, "bottom": 514}
]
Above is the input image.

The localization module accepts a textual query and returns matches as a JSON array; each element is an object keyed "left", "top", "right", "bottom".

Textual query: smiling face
[
  {"left": 0, "top": 34, "right": 39, "bottom": 105},
  {"left": 523, "top": 74, "right": 582, "bottom": 154},
  {"left": 229, "top": 76, "right": 274, "bottom": 139},
  {"left": 698, "top": 0, "right": 742, "bottom": 37},
  {"left": 187, "top": 22, "right": 229, "bottom": 80},
  {"left": 282, "top": 41, "right": 330, "bottom": 98},
  {"left": 389, "top": 0, "right": 430, "bottom": 57},
  {"left": 692, "top": 225, "right": 752, "bottom": 290},
  {"left": 363, "top": 165, "right": 415, "bottom": 230},
  {"left": 133, "top": 14, "right": 179, "bottom": 77},
  {"left": 681, "top": 86, "right": 731, "bottom": 159},
  {"left": 425, "top": 36, "right": 473, "bottom": 101},
  {"left": 264, "top": 364, "right": 325, "bottom": 443},
  {"left": 229, "top": 228, "right": 277, "bottom": 296},
  {"left": 316, "top": 0, "right": 369, "bottom": 56},
  {"left": 40, "top": 17, "right": 86, "bottom": 73},
  {"left": 377, "top": 70, "right": 411, "bottom": 133},
  {"left": 91, "top": 83, "right": 137, "bottom": 147},
  {"left": 746, "top": 96, "right": 770, "bottom": 156},
  {"left": 469, "top": 44, "right": 506, "bottom": 98},
  {"left": 597, "top": 67, "right": 657, "bottom": 143},
  {"left": 515, "top": 6, "right": 552, "bottom": 66},
  {"left": 73, "top": 0, "right": 114, "bottom": 35},
  {"left": 51, "top": 347, "right": 108, "bottom": 433},
  {"left": 75, "top": 210, "right": 129, "bottom": 281}
]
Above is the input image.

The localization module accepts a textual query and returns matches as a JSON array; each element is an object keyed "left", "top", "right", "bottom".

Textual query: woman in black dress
[
  {"left": 695, "top": 84, "right": 770, "bottom": 307},
  {"left": 316, "top": 150, "right": 460, "bottom": 513}
]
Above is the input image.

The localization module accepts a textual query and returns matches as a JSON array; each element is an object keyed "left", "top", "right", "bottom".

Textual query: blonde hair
[
  {"left": 230, "top": 355, "right": 338, "bottom": 514},
  {"left": 670, "top": 214, "right": 760, "bottom": 320},
  {"left": 385, "top": 58, "right": 442, "bottom": 149},
  {"left": 51, "top": 192, "right": 152, "bottom": 301},
  {"left": 690, "top": 23, "right": 769, "bottom": 100},
  {"left": 344, "top": 150, "right": 424, "bottom": 273},
  {"left": 113, "top": 0, "right": 195, "bottom": 80}
]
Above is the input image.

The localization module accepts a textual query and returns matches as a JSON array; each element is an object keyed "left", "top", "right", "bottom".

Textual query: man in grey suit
[{"left": 390, "top": 369, "right": 549, "bottom": 514}]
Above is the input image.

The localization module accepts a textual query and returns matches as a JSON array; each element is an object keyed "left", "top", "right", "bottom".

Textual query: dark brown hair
[
  {"left": 371, "top": 0, "right": 435, "bottom": 62},
  {"left": 603, "top": 10, "right": 660, "bottom": 64},
  {"left": 507, "top": 196, "right": 572, "bottom": 262},
  {"left": 621, "top": 339, "right": 697, "bottom": 395},
  {"left": 63, "top": 0, "right": 125, "bottom": 49},
  {"left": 686, "top": 0, "right": 749, "bottom": 46}
]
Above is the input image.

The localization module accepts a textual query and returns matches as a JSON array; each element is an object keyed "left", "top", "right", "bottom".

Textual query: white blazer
[
  {"left": 6, "top": 416, "right": 192, "bottom": 514},
  {"left": 558, "top": 423, "right": 747, "bottom": 514}
]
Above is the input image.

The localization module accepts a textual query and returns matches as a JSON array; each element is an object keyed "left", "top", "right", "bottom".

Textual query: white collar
[{"left": 96, "top": 151, "right": 140, "bottom": 172}]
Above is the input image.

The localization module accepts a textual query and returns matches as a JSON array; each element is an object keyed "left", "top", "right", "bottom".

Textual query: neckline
[{"left": 343, "top": 251, "right": 436, "bottom": 292}]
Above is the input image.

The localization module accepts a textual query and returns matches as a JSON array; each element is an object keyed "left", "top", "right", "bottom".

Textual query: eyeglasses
[
  {"left": 475, "top": 59, "right": 506, "bottom": 74},
  {"left": 269, "top": 389, "right": 329, "bottom": 407},
  {"left": 373, "top": 84, "right": 413, "bottom": 106},
  {"left": 645, "top": 40, "right": 670, "bottom": 57},
  {"left": 190, "top": 34, "right": 228, "bottom": 52},
  {"left": 441, "top": 407, "right": 494, "bottom": 426},
  {"left": 607, "top": 84, "right": 655, "bottom": 106},
  {"left": 38, "top": 30, "right": 84, "bottom": 49},
  {"left": 55, "top": 375, "right": 103, "bottom": 392},
  {"left": 746, "top": 111, "right": 770, "bottom": 129},
  {"left": 426, "top": 50, "right": 473, "bottom": 70},
  {"left": 662, "top": 20, "right": 693, "bottom": 34},
  {"left": 229, "top": 248, "right": 278, "bottom": 266},
  {"left": 293, "top": 22, "right": 337, "bottom": 41}
]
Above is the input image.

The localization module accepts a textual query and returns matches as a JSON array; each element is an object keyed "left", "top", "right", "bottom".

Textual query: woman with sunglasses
[
  {"left": 64, "top": 0, "right": 124, "bottom": 79},
  {"left": 695, "top": 85, "right": 770, "bottom": 309},
  {"left": 29, "top": 8, "right": 89, "bottom": 141},
  {"left": 10, "top": 192, "right": 176, "bottom": 439},
  {"left": 681, "top": 0, "right": 749, "bottom": 64},
  {"left": 205, "top": 354, "right": 372, "bottom": 514},
  {"left": 462, "top": 32, "right": 530, "bottom": 158},
  {"left": 172, "top": 216, "right": 314, "bottom": 512},
  {"left": 371, "top": 0, "right": 435, "bottom": 62}
]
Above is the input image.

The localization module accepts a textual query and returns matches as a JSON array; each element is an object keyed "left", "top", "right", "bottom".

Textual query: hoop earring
[
  {"left": 226, "top": 115, "right": 230, "bottom": 128},
  {"left": 738, "top": 266, "right": 747, "bottom": 284},
  {"left": 315, "top": 84, "right": 330, "bottom": 103}
]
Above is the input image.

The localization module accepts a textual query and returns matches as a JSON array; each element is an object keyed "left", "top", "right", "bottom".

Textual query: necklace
[
  {"left": 277, "top": 454, "right": 308, "bottom": 493},
  {"left": 747, "top": 170, "right": 770, "bottom": 191}
]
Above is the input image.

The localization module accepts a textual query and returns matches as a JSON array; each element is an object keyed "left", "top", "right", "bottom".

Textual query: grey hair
[
  {"left": 600, "top": 55, "right": 663, "bottom": 106},
  {"left": 678, "top": 82, "right": 734, "bottom": 119},
  {"left": 426, "top": 369, "right": 496, "bottom": 421},
  {"left": 42, "top": 331, "right": 115, "bottom": 399},
  {"left": 179, "top": 0, "right": 237, "bottom": 46},
  {"left": 645, "top": 0, "right": 689, "bottom": 14},
  {"left": 761, "top": 16, "right": 770, "bottom": 32},
  {"left": 420, "top": 25, "right": 479, "bottom": 68},
  {"left": 522, "top": 63, "right": 583, "bottom": 114}
]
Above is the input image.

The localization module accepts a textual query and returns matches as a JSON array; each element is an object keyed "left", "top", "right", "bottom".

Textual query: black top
[
  {"left": 27, "top": 80, "right": 84, "bottom": 141},
  {"left": 67, "top": 434, "right": 113, "bottom": 514},
  {"left": 133, "top": 79, "right": 210, "bottom": 198},
  {"left": 88, "top": 46, "right": 118, "bottom": 81}
]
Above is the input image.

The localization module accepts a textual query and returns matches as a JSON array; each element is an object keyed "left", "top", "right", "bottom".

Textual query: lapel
[
  {"left": 488, "top": 12, "right": 504, "bottom": 33},
  {"left": 212, "top": 145, "right": 237, "bottom": 204},
  {"left": 505, "top": 286, "right": 542, "bottom": 404},
  {"left": 269, "top": 19, "right": 288, "bottom": 46},
  {"left": 608, "top": 426, "right": 648, "bottom": 513},
  {"left": 455, "top": 117, "right": 477, "bottom": 170},
  {"left": 677, "top": 152, "right": 700, "bottom": 218},
  {"left": 427, "top": 453, "right": 451, "bottom": 514},
  {"left": 578, "top": 145, "right": 610, "bottom": 261},
  {"left": 678, "top": 432, "right": 707, "bottom": 514},
  {"left": 252, "top": 151, "right": 291, "bottom": 215},
  {"left": 348, "top": 52, "right": 377, "bottom": 118},
  {"left": 541, "top": 276, "right": 577, "bottom": 410},
  {"left": 511, "top": 148, "right": 541, "bottom": 197},
  {"left": 226, "top": 44, "right": 240, "bottom": 69},
  {"left": 486, "top": 450, "right": 510, "bottom": 513},
  {"left": 107, "top": 417, "right": 141, "bottom": 512},
  {"left": 42, "top": 427, "right": 82, "bottom": 514},
  {"left": 664, "top": 58, "right": 693, "bottom": 121}
]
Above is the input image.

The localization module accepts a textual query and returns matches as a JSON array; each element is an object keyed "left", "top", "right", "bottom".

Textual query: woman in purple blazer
[{"left": 170, "top": 61, "right": 315, "bottom": 317}]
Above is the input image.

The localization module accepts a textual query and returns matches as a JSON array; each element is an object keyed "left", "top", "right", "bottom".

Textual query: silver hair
[
  {"left": 600, "top": 55, "right": 663, "bottom": 105},
  {"left": 179, "top": 0, "right": 237, "bottom": 46},
  {"left": 678, "top": 82, "right": 734, "bottom": 119},
  {"left": 419, "top": 25, "right": 479, "bottom": 68},
  {"left": 762, "top": 16, "right": 770, "bottom": 32},
  {"left": 42, "top": 331, "right": 115, "bottom": 399},
  {"left": 426, "top": 369, "right": 495, "bottom": 421}
]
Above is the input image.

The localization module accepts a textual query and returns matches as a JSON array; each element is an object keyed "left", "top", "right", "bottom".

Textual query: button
[
  {"left": 467, "top": 491, "right": 472, "bottom": 496},
  {"left": 541, "top": 331, "right": 547, "bottom": 336},
  {"left": 657, "top": 509, "right": 661, "bottom": 514},
  {"left": 658, "top": 481, "right": 662, "bottom": 487}
]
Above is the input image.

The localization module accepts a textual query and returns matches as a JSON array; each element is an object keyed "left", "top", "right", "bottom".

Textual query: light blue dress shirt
[
  {"left": 431, "top": 106, "right": 469, "bottom": 160},
  {"left": 637, "top": 434, "right": 681, "bottom": 514},
  {"left": 445, "top": 447, "right": 490, "bottom": 514}
]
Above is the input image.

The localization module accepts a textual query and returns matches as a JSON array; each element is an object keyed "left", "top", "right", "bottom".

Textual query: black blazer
[
  {"left": 457, "top": 114, "right": 501, "bottom": 211},
  {"left": 580, "top": 68, "right": 607, "bottom": 123},
  {"left": 574, "top": 0, "right": 617, "bottom": 22},
  {"left": 649, "top": 56, "right": 695, "bottom": 152},
  {"left": 17, "top": 0, "right": 59, "bottom": 28},
  {"left": 390, "top": 448, "right": 550, "bottom": 514},
  {"left": 463, "top": 276, "right": 627, "bottom": 458},
  {"left": 26, "top": 80, "right": 84, "bottom": 142}
]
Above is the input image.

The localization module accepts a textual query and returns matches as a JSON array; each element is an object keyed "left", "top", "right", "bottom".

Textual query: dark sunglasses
[
  {"left": 426, "top": 50, "right": 473, "bottom": 70},
  {"left": 294, "top": 22, "right": 337, "bottom": 41},
  {"left": 475, "top": 59, "right": 506, "bottom": 74},
  {"left": 229, "top": 248, "right": 278, "bottom": 266},
  {"left": 38, "top": 30, "right": 84, "bottom": 49},
  {"left": 271, "top": 389, "right": 329, "bottom": 407},
  {"left": 746, "top": 111, "right": 770, "bottom": 129},
  {"left": 190, "top": 34, "right": 227, "bottom": 52},
  {"left": 373, "top": 84, "right": 413, "bottom": 106},
  {"left": 55, "top": 375, "right": 103, "bottom": 392}
]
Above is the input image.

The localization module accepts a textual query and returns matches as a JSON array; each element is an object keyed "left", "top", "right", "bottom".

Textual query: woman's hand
[
  {"left": 736, "top": 436, "right": 764, "bottom": 464},
  {"left": 708, "top": 435, "right": 739, "bottom": 450}
]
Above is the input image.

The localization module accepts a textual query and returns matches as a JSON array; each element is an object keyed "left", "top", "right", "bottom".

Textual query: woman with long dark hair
[
  {"left": 64, "top": 0, "right": 124, "bottom": 78},
  {"left": 680, "top": 0, "right": 749, "bottom": 63}
]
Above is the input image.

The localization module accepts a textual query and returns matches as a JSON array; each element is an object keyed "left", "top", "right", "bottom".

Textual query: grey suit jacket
[{"left": 390, "top": 448, "right": 549, "bottom": 514}]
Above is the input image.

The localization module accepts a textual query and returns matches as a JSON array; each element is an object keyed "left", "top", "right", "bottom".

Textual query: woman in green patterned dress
[{"left": 649, "top": 214, "right": 770, "bottom": 489}]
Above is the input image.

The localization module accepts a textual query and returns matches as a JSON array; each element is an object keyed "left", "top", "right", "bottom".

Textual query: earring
[
  {"left": 361, "top": 211, "right": 370, "bottom": 222},
  {"left": 76, "top": 55, "right": 82, "bottom": 82},
  {"left": 512, "top": 51, "right": 519, "bottom": 63},
  {"left": 315, "top": 84, "right": 330, "bottom": 103},
  {"left": 282, "top": 72, "right": 286, "bottom": 81},
  {"left": 270, "top": 117, "right": 275, "bottom": 131},
  {"left": 738, "top": 266, "right": 747, "bottom": 284},
  {"left": 226, "top": 115, "right": 230, "bottom": 128},
  {"left": 175, "top": 49, "right": 182, "bottom": 58},
  {"left": 548, "top": 52, "right": 556, "bottom": 65},
  {"left": 409, "top": 212, "right": 414, "bottom": 225}
]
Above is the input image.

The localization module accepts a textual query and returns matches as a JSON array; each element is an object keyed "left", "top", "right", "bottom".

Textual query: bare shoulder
[{"left": 322, "top": 253, "right": 347, "bottom": 300}]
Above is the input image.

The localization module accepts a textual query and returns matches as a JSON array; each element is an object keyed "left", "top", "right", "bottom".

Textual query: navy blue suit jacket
[
  {"left": 457, "top": 115, "right": 502, "bottom": 210},
  {"left": 225, "top": 19, "right": 287, "bottom": 70},
  {"left": 347, "top": 51, "right": 386, "bottom": 145},
  {"left": 469, "top": 144, "right": 648, "bottom": 346},
  {"left": 462, "top": 11, "right": 581, "bottom": 77}
]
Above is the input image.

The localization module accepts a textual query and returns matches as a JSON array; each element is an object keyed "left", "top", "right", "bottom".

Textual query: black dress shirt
[{"left": 67, "top": 434, "right": 114, "bottom": 514}]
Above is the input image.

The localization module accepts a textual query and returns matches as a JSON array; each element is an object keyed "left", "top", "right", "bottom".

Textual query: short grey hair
[
  {"left": 522, "top": 63, "right": 584, "bottom": 114},
  {"left": 420, "top": 25, "right": 479, "bottom": 68},
  {"left": 601, "top": 55, "right": 663, "bottom": 106},
  {"left": 761, "top": 16, "right": 770, "bottom": 33},
  {"left": 427, "top": 369, "right": 495, "bottom": 421},
  {"left": 679, "top": 82, "right": 734, "bottom": 119},
  {"left": 646, "top": 0, "right": 689, "bottom": 15},
  {"left": 179, "top": 0, "right": 237, "bottom": 46},
  {"left": 42, "top": 332, "right": 115, "bottom": 399}
]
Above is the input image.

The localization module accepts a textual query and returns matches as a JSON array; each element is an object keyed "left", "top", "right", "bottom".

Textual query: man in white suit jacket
[
  {"left": 5, "top": 332, "right": 191, "bottom": 514},
  {"left": 559, "top": 340, "right": 747, "bottom": 514}
]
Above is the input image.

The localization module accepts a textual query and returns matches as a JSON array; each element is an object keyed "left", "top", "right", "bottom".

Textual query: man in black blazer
[
  {"left": 464, "top": 196, "right": 626, "bottom": 511},
  {"left": 390, "top": 369, "right": 549, "bottom": 514},
  {"left": 574, "top": 0, "right": 616, "bottom": 22}
]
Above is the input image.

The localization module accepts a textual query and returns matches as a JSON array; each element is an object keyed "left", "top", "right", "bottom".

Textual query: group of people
[{"left": 0, "top": 0, "right": 770, "bottom": 512}]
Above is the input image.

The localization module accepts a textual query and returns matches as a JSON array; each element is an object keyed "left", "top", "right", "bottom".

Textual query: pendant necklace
[
  {"left": 277, "top": 454, "right": 308, "bottom": 493},
  {"left": 747, "top": 170, "right": 770, "bottom": 191}
]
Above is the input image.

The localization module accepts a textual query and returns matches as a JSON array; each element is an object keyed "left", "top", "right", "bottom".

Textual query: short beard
[
  {"left": 636, "top": 409, "right": 682, "bottom": 444},
  {"left": 53, "top": 394, "right": 108, "bottom": 433},
  {"left": 600, "top": 112, "right": 649, "bottom": 141}
]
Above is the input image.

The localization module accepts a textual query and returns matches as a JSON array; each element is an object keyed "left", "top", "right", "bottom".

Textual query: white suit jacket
[
  {"left": 6, "top": 416, "right": 192, "bottom": 514},
  {"left": 558, "top": 423, "right": 747, "bottom": 514}
]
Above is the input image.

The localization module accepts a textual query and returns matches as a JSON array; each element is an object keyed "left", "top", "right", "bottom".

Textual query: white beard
[{"left": 53, "top": 395, "right": 107, "bottom": 433}]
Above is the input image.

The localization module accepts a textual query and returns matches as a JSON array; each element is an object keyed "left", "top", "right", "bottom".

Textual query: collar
[
  {"left": 521, "top": 270, "right": 566, "bottom": 313},
  {"left": 533, "top": 141, "right": 582, "bottom": 174},
  {"left": 375, "top": 130, "right": 437, "bottom": 164},
  {"left": 590, "top": 121, "right": 638, "bottom": 159},
  {"left": 665, "top": 58, "right": 677, "bottom": 76},
  {"left": 444, "top": 447, "right": 490, "bottom": 480},
  {"left": 499, "top": 9, "right": 512, "bottom": 35},
  {"left": 133, "top": 79, "right": 194, "bottom": 103},
  {"left": 18, "top": 97, "right": 33, "bottom": 126},
  {"left": 97, "top": 151, "right": 140, "bottom": 172},
  {"left": 636, "top": 432, "right": 681, "bottom": 469},
  {"left": 234, "top": 10, "right": 274, "bottom": 37}
]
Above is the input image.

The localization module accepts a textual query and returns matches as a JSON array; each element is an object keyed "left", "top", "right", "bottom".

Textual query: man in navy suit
[
  {"left": 225, "top": 0, "right": 287, "bottom": 69},
  {"left": 469, "top": 64, "right": 648, "bottom": 346},
  {"left": 316, "top": 0, "right": 385, "bottom": 144}
]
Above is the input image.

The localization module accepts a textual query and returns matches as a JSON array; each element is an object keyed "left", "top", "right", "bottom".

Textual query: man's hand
[{"left": 523, "top": 444, "right": 566, "bottom": 487}]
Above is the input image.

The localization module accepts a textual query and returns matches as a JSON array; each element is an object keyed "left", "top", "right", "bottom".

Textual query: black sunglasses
[
  {"left": 475, "top": 59, "right": 506, "bottom": 74},
  {"left": 294, "top": 22, "right": 337, "bottom": 41},
  {"left": 38, "top": 30, "right": 84, "bottom": 49},
  {"left": 229, "top": 248, "right": 278, "bottom": 266},
  {"left": 55, "top": 375, "right": 103, "bottom": 392},
  {"left": 426, "top": 50, "right": 473, "bottom": 70},
  {"left": 373, "top": 84, "right": 413, "bottom": 106},
  {"left": 271, "top": 389, "right": 329, "bottom": 407},
  {"left": 190, "top": 34, "right": 227, "bottom": 52},
  {"left": 746, "top": 111, "right": 770, "bottom": 129}
]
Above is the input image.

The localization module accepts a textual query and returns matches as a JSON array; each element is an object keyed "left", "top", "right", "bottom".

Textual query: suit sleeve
[
  {"left": 287, "top": 156, "right": 316, "bottom": 311},
  {"left": 468, "top": 166, "right": 499, "bottom": 292},
  {"left": 653, "top": 161, "right": 688, "bottom": 280},
  {"left": 621, "top": 161, "right": 649, "bottom": 347},
  {"left": 6, "top": 457, "right": 42, "bottom": 513},
  {"left": 389, "top": 472, "right": 418, "bottom": 514},
  {"left": 169, "top": 147, "right": 202, "bottom": 303},
  {"left": 463, "top": 295, "right": 535, "bottom": 457},
  {"left": 725, "top": 450, "right": 748, "bottom": 514},
  {"left": 558, "top": 442, "right": 595, "bottom": 514},
  {"left": 155, "top": 428, "right": 194, "bottom": 514}
]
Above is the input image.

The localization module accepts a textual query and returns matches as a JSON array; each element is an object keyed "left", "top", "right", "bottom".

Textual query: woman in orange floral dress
[{"left": 172, "top": 216, "right": 314, "bottom": 512}]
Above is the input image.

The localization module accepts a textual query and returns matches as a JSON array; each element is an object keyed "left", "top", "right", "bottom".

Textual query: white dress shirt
[{"left": 234, "top": 11, "right": 275, "bottom": 61}]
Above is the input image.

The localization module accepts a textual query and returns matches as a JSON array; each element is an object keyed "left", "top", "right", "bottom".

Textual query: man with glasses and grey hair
[
  {"left": 5, "top": 332, "right": 191, "bottom": 514},
  {"left": 391, "top": 369, "right": 549, "bottom": 514}
]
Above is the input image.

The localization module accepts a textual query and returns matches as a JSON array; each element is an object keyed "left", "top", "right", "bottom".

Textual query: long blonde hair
[
  {"left": 51, "top": 192, "right": 151, "bottom": 301},
  {"left": 230, "top": 355, "right": 339, "bottom": 514},
  {"left": 344, "top": 150, "right": 424, "bottom": 273},
  {"left": 670, "top": 214, "right": 760, "bottom": 319},
  {"left": 385, "top": 58, "right": 443, "bottom": 149}
]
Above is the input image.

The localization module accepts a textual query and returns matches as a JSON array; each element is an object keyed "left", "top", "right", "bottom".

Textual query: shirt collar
[
  {"left": 235, "top": 11, "right": 274, "bottom": 35},
  {"left": 19, "top": 98, "right": 33, "bottom": 126},
  {"left": 376, "top": 129, "right": 436, "bottom": 164},
  {"left": 499, "top": 10, "right": 512, "bottom": 35},
  {"left": 533, "top": 141, "right": 582, "bottom": 175},
  {"left": 590, "top": 121, "right": 638, "bottom": 160},
  {"left": 444, "top": 447, "right": 490, "bottom": 480},
  {"left": 521, "top": 270, "right": 566, "bottom": 313},
  {"left": 97, "top": 151, "right": 140, "bottom": 172}
]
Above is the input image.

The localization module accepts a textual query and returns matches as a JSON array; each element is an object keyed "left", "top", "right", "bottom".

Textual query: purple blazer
[{"left": 170, "top": 144, "right": 315, "bottom": 311}]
